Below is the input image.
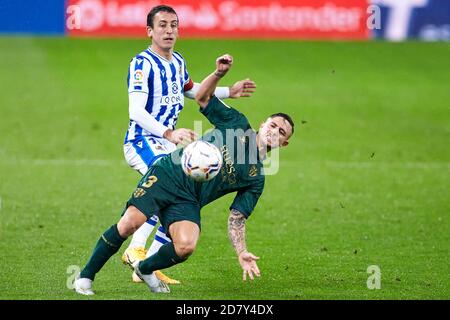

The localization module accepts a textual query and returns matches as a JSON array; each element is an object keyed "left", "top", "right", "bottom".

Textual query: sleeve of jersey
[
  {"left": 200, "top": 96, "right": 249, "bottom": 130},
  {"left": 182, "top": 57, "right": 190, "bottom": 86},
  {"left": 183, "top": 78, "right": 194, "bottom": 92},
  {"left": 128, "top": 57, "right": 151, "bottom": 94},
  {"left": 229, "top": 179, "right": 265, "bottom": 218}
]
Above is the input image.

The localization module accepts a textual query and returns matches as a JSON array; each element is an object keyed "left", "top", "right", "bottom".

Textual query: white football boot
[
  {"left": 74, "top": 277, "right": 95, "bottom": 296},
  {"left": 134, "top": 264, "right": 171, "bottom": 293}
]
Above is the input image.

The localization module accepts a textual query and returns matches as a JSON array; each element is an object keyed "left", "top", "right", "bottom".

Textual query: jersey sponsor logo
[
  {"left": 249, "top": 165, "right": 258, "bottom": 177},
  {"left": 172, "top": 82, "right": 179, "bottom": 94},
  {"left": 221, "top": 145, "right": 236, "bottom": 185},
  {"left": 133, "top": 188, "right": 146, "bottom": 198},
  {"left": 136, "top": 141, "right": 143, "bottom": 148},
  {"left": 160, "top": 95, "right": 182, "bottom": 105}
]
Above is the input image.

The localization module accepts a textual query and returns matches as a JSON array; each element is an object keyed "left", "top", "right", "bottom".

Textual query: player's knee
[
  {"left": 169, "top": 221, "right": 200, "bottom": 259},
  {"left": 117, "top": 207, "right": 146, "bottom": 237},
  {"left": 117, "top": 219, "right": 136, "bottom": 237},
  {"left": 174, "top": 240, "right": 196, "bottom": 259}
]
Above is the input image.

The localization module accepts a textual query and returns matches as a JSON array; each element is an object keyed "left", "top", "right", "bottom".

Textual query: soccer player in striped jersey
[{"left": 122, "top": 5, "right": 257, "bottom": 284}]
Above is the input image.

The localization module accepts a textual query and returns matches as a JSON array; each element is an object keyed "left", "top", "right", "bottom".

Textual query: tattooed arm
[
  {"left": 228, "top": 209, "right": 247, "bottom": 255},
  {"left": 228, "top": 209, "right": 261, "bottom": 280}
]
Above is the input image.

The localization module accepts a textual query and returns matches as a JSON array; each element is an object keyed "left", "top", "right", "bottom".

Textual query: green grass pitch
[{"left": 0, "top": 38, "right": 448, "bottom": 300}]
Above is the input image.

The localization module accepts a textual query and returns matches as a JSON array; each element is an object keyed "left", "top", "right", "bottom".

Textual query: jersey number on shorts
[{"left": 142, "top": 175, "right": 158, "bottom": 188}]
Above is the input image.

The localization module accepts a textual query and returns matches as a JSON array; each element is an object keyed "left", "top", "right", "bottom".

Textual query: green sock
[
  {"left": 139, "top": 242, "right": 186, "bottom": 275},
  {"left": 80, "top": 224, "right": 126, "bottom": 280}
]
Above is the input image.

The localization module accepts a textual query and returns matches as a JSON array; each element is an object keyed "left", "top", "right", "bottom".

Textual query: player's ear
[{"left": 146, "top": 26, "right": 153, "bottom": 38}]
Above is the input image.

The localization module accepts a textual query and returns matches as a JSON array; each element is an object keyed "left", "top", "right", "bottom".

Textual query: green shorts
[
  {"left": 156, "top": 202, "right": 201, "bottom": 237},
  {"left": 124, "top": 164, "right": 201, "bottom": 237}
]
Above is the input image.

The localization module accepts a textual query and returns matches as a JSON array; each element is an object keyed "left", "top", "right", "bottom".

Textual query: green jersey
[
  {"left": 199, "top": 96, "right": 265, "bottom": 217},
  {"left": 147, "top": 96, "right": 265, "bottom": 218},
  {"left": 126, "top": 96, "right": 265, "bottom": 233}
]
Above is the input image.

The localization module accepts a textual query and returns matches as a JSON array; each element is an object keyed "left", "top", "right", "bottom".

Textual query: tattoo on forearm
[{"left": 228, "top": 209, "right": 247, "bottom": 255}]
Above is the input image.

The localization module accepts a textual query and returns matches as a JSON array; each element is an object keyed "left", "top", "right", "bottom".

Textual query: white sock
[
  {"left": 128, "top": 215, "right": 159, "bottom": 249},
  {"left": 146, "top": 225, "right": 172, "bottom": 257}
]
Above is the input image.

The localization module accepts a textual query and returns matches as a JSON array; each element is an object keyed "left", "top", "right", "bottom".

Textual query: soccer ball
[{"left": 181, "top": 141, "right": 223, "bottom": 182}]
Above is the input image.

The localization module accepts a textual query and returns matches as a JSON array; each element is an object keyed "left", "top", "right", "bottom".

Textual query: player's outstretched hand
[
  {"left": 215, "top": 54, "right": 233, "bottom": 78},
  {"left": 164, "top": 128, "right": 197, "bottom": 145},
  {"left": 238, "top": 251, "right": 261, "bottom": 281},
  {"left": 230, "top": 79, "right": 257, "bottom": 99}
]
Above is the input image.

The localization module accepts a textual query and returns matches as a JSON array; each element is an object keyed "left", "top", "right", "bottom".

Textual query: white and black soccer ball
[{"left": 181, "top": 141, "right": 223, "bottom": 182}]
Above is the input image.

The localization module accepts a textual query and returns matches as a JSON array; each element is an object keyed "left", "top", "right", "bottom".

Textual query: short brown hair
[
  {"left": 270, "top": 113, "right": 294, "bottom": 135},
  {"left": 147, "top": 5, "right": 178, "bottom": 28}
]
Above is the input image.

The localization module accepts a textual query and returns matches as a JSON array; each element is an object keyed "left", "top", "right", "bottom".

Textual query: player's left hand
[
  {"left": 238, "top": 251, "right": 261, "bottom": 281},
  {"left": 215, "top": 54, "right": 233, "bottom": 78},
  {"left": 230, "top": 79, "right": 257, "bottom": 99}
]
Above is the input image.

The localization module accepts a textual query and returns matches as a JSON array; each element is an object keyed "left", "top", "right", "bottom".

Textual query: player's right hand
[
  {"left": 238, "top": 251, "right": 261, "bottom": 281},
  {"left": 164, "top": 128, "right": 197, "bottom": 145}
]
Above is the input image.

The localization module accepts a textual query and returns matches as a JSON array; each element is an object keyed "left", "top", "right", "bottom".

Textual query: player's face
[
  {"left": 147, "top": 11, "right": 179, "bottom": 51},
  {"left": 259, "top": 116, "right": 292, "bottom": 149}
]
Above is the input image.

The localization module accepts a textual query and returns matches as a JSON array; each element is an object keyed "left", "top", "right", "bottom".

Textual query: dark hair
[
  {"left": 147, "top": 5, "right": 178, "bottom": 28},
  {"left": 270, "top": 113, "right": 295, "bottom": 135}
]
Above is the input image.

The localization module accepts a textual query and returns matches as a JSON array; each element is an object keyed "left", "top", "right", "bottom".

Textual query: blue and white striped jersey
[{"left": 124, "top": 48, "right": 190, "bottom": 143}]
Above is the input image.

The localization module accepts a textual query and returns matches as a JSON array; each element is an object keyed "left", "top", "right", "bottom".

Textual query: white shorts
[{"left": 123, "top": 136, "right": 177, "bottom": 175}]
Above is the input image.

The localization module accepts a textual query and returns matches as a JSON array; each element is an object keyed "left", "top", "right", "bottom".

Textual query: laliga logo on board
[{"left": 69, "top": 0, "right": 158, "bottom": 31}]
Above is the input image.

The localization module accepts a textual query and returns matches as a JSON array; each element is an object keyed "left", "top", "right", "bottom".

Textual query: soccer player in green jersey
[{"left": 74, "top": 54, "right": 294, "bottom": 295}]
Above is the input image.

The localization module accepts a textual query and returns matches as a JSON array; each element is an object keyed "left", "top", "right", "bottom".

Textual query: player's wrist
[
  {"left": 214, "top": 70, "right": 226, "bottom": 78},
  {"left": 237, "top": 249, "right": 248, "bottom": 257}
]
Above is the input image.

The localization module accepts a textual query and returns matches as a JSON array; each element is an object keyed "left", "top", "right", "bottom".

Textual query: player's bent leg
[
  {"left": 135, "top": 221, "right": 199, "bottom": 293},
  {"left": 169, "top": 220, "right": 200, "bottom": 259},
  {"left": 147, "top": 225, "right": 181, "bottom": 285}
]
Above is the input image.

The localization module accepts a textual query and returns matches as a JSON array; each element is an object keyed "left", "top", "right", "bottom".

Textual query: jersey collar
[{"left": 147, "top": 47, "right": 173, "bottom": 63}]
